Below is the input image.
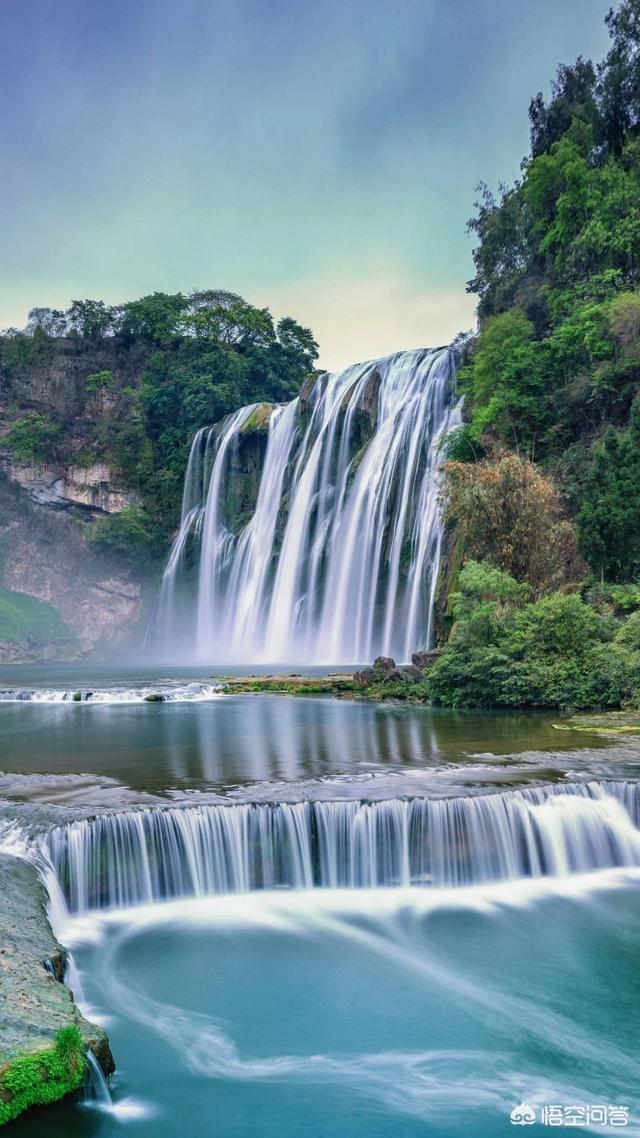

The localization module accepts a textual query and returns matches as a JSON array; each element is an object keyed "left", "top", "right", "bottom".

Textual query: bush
[
  {"left": 86, "top": 369, "right": 115, "bottom": 393},
  {"left": 87, "top": 506, "right": 156, "bottom": 559},
  {"left": 428, "top": 562, "right": 640, "bottom": 709},
  {"left": 5, "top": 413, "right": 59, "bottom": 463}
]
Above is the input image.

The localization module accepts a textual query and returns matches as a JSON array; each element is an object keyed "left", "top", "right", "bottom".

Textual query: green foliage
[
  {"left": 463, "top": 2, "right": 640, "bottom": 583},
  {"left": 5, "top": 414, "right": 60, "bottom": 463},
  {"left": 577, "top": 399, "right": 640, "bottom": 579},
  {"left": 87, "top": 506, "right": 157, "bottom": 560},
  {"left": 449, "top": 561, "right": 530, "bottom": 616},
  {"left": 119, "top": 291, "right": 188, "bottom": 345},
  {"left": 460, "top": 309, "right": 549, "bottom": 449},
  {"left": 1, "top": 332, "right": 54, "bottom": 374},
  {"left": 85, "top": 369, "right": 115, "bottom": 393},
  {"left": 0, "top": 588, "right": 70, "bottom": 648},
  {"left": 0, "top": 287, "right": 318, "bottom": 549},
  {"left": 66, "top": 299, "right": 116, "bottom": 339},
  {"left": 428, "top": 562, "right": 640, "bottom": 709},
  {"left": 0, "top": 1027, "right": 86, "bottom": 1125}
]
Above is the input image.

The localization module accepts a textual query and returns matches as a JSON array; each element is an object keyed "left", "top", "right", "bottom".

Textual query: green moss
[
  {"left": 219, "top": 675, "right": 359, "bottom": 696},
  {"left": 553, "top": 711, "right": 640, "bottom": 735},
  {"left": 143, "top": 692, "right": 165, "bottom": 702},
  {"left": 239, "top": 403, "right": 273, "bottom": 435},
  {"left": 0, "top": 1027, "right": 86, "bottom": 1126},
  {"left": 72, "top": 691, "right": 82, "bottom": 702}
]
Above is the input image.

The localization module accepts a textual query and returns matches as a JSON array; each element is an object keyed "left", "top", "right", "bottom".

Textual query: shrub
[
  {"left": 428, "top": 562, "right": 640, "bottom": 709},
  {"left": 87, "top": 506, "right": 156, "bottom": 559},
  {"left": 5, "top": 413, "right": 59, "bottom": 463}
]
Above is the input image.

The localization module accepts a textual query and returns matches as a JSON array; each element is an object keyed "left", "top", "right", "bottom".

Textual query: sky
[{"left": 0, "top": 0, "right": 614, "bottom": 370}]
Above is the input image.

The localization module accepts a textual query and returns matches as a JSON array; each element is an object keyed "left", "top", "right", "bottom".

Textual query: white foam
[{"left": 0, "top": 683, "right": 221, "bottom": 705}]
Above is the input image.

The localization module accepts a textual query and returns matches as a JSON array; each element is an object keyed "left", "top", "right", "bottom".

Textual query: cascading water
[
  {"left": 44, "top": 781, "right": 640, "bottom": 914},
  {"left": 150, "top": 346, "right": 461, "bottom": 663}
]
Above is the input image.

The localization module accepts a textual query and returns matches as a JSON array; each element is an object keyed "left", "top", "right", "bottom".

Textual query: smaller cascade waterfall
[
  {"left": 150, "top": 347, "right": 461, "bottom": 663},
  {"left": 44, "top": 782, "right": 640, "bottom": 914},
  {"left": 84, "top": 1051, "right": 113, "bottom": 1111}
]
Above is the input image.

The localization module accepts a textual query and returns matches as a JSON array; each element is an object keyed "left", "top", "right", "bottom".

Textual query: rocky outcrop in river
[{"left": 0, "top": 851, "right": 113, "bottom": 1124}]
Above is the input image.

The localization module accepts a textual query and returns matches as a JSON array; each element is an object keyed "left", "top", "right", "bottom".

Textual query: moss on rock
[
  {"left": 0, "top": 854, "right": 113, "bottom": 1126},
  {"left": 0, "top": 1026, "right": 86, "bottom": 1126}
]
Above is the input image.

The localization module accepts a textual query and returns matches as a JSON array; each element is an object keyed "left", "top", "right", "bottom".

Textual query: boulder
[
  {"left": 353, "top": 667, "right": 377, "bottom": 687},
  {"left": 372, "top": 656, "right": 396, "bottom": 676},
  {"left": 411, "top": 650, "right": 442, "bottom": 671}
]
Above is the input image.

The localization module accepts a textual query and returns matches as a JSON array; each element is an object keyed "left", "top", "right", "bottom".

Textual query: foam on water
[{"left": 0, "top": 682, "right": 221, "bottom": 705}]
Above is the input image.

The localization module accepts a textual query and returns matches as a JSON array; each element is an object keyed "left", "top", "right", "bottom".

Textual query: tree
[
  {"left": 118, "top": 292, "right": 188, "bottom": 345},
  {"left": 529, "top": 58, "right": 599, "bottom": 158},
  {"left": 442, "top": 453, "right": 582, "bottom": 594},
  {"left": 460, "top": 310, "right": 550, "bottom": 450},
  {"left": 577, "top": 397, "right": 640, "bottom": 578},
  {"left": 66, "top": 299, "right": 116, "bottom": 339},
  {"left": 183, "top": 290, "right": 276, "bottom": 347}
]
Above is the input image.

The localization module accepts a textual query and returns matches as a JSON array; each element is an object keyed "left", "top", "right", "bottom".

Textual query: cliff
[
  {"left": 0, "top": 292, "right": 317, "bottom": 660},
  {"left": 0, "top": 339, "right": 149, "bottom": 659}
]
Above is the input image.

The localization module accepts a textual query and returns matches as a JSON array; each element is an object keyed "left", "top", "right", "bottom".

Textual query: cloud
[{"left": 257, "top": 257, "right": 477, "bottom": 372}]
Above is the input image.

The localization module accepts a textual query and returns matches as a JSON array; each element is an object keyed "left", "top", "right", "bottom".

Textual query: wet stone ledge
[{"left": 0, "top": 852, "right": 113, "bottom": 1125}]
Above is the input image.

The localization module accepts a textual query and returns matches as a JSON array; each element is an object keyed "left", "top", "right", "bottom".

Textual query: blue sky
[{"left": 1, "top": 0, "right": 613, "bottom": 368}]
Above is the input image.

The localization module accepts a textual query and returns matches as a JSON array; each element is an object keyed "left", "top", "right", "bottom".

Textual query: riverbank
[{"left": 0, "top": 851, "right": 113, "bottom": 1125}]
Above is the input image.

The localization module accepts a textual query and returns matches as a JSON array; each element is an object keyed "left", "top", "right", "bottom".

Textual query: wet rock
[
  {"left": 373, "top": 656, "right": 396, "bottom": 676},
  {"left": 353, "top": 667, "right": 377, "bottom": 687},
  {"left": 400, "top": 664, "right": 424, "bottom": 682},
  {"left": 0, "top": 852, "right": 113, "bottom": 1083}
]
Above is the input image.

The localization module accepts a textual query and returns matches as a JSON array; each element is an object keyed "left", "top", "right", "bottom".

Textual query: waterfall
[
  {"left": 150, "top": 346, "right": 461, "bottom": 663},
  {"left": 44, "top": 782, "right": 640, "bottom": 914},
  {"left": 84, "top": 1051, "right": 113, "bottom": 1110}
]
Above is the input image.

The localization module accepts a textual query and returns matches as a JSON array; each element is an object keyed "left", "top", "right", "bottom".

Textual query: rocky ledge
[
  {"left": 0, "top": 852, "right": 113, "bottom": 1126},
  {"left": 218, "top": 654, "right": 442, "bottom": 700},
  {"left": 2, "top": 459, "right": 141, "bottom": 515},
  {"left": 353, "top": 652, "right": 441, "bottom": 689}
]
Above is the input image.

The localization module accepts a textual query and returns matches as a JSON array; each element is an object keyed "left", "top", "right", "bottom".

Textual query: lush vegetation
[
  {"left": 435, "top": 0, "right": 640, "bottom": 709},
  {"left": 0, "top": 1027, "right": 85, "bottom": 1125},
  {"left": 429, "top": 563, "right": 640, "bottom": 709},
  {"left": 0, "top": 290, "right": 318, "bottom": 551}
]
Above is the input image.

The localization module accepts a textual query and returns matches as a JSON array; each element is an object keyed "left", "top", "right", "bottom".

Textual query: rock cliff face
[
  {"left": 2, "top": 459, "right": 141, "bottom": 514},
  {"left": 0, "top": 470, "right": 146, "bottom": 661},
  {"left": 0, "top": 337, "right": 151, "bottom": 660}
]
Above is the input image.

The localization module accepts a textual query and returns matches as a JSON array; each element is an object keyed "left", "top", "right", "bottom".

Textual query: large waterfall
[
  {"left": 151, "top": 347, "right": 460, "bottom": 663},
  {"left": 44, "top": 782, "right": 640, "bottom": 914}
]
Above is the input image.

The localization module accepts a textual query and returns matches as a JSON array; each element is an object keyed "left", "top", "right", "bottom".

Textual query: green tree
[
  {"left": 460, "top": 310, "right": 549, "bottom": 449},
  {"left": 577, "top": 398, "right": 640, "bottom": 578}
]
